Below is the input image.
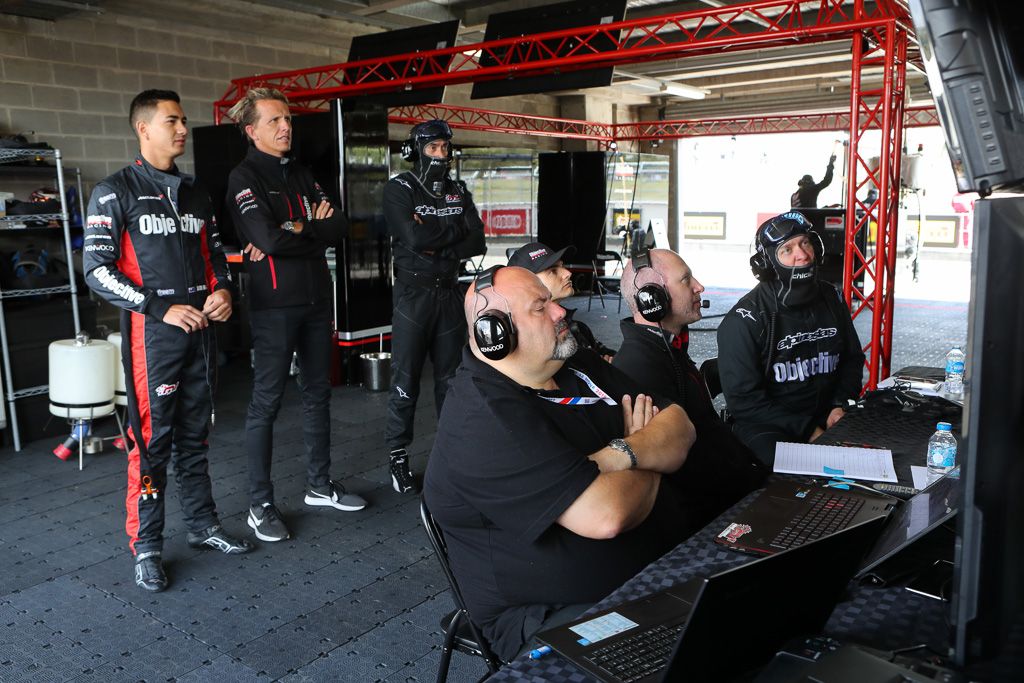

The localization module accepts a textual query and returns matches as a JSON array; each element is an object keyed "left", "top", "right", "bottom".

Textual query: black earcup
[
  {"left": 635, "top": 283, "right": 670, "bottom": 322},
  {"left": 473, "top": 311, "right": 516, "bottom": 360},
  {"left": 749, "top": 250, "right": 774, "bottom": 281},
  {"left": 400, "top": 139, "right": 417, "bottom": 162}
]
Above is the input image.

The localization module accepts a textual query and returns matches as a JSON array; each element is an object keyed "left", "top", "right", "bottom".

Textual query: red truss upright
[{"left": 217, "top": 0, "right": 915, "bottom": 390}]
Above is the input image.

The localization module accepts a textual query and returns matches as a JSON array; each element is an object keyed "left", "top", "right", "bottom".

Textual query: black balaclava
[
  {"left": 407, "top": 119, "right": 453, "bottom": 195},
  {"left": 755, "top": 211, "right": 821, "bottom": 308}
]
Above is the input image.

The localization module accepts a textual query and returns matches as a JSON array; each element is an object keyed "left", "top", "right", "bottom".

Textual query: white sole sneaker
[
  {"left": 247, "top": 511, "right": 289, "bottom": 542},
  {"left": 303, "top": 491, "right": 367, "bottom": 511}
]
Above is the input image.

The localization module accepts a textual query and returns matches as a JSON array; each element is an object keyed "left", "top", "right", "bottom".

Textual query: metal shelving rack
[{"left": 0, "top": 148, "right": 82, "bottom": 451}]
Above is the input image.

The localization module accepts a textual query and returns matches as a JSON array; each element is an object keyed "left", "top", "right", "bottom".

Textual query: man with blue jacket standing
[
  {"left": 85, "top": 89, "right": 253, "bottom": 593},
  {"left": 226, "top": 88, "right": 367, "bottom": 544}
]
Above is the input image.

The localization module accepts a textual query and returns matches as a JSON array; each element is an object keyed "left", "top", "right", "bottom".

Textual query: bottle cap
[{"left": 936, "top": 422, "right": 952, "bottom": 431}]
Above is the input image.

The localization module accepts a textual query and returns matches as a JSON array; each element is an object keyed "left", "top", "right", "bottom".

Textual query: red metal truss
[
  {"left": 388, "top": 104, "right": 615, "bottom": 142},
  {"left": 215, "top": 0, "right": 908, "bottom": 123},
  {"left": 844, "top": 18, "right": 908, "bottom": 389},
  {"left": 386, "top": 104, "right": 936, "bottom": 143},
  {"left": 613, "top": 105, "right": 935, "bottom": 140}
]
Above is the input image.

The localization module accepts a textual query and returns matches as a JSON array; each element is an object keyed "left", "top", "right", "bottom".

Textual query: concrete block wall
[{"left": 0, "top": 8, "right": 565, "bottom": 196}]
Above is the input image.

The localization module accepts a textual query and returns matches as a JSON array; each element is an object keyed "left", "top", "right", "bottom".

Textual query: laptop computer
[
  {"left": 536, "top": 516, "right": 887, "bottom": 683},
  {"left": 854, "top": 469, "right": 960, "bottom": 579},
  {"left": 713, "top": 478, "right": 896, "bottom": 556}
]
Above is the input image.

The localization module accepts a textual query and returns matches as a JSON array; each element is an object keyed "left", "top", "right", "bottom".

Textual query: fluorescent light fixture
[{"left": 658, "top": 82, "right": 708, "bottom": 100}]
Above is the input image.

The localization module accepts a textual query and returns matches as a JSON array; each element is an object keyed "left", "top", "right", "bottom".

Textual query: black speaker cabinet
[{"left": 537, "top": 152, "right": 607, "bottom": 264}]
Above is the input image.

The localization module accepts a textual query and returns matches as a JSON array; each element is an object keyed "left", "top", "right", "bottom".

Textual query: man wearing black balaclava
[
  {"left": 382, "top": 120, "right": 485, "bottom": 494},
  {"left": 716, "top": 211, "right": 865, "bottom": 466}
]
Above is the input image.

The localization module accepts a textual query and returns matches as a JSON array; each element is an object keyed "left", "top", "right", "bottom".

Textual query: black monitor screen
[
  {"left": 953, "top": 196, "right": 1024, "bottom": 668},
  {"left": 908, "top": 0, "right": 1024, "bottom": 195},
  {"left": 347, "top": 20, "right": 460, "bottom": 107},
  {"left": 472, "top": 0, "right": 626, "bottom": 100}
]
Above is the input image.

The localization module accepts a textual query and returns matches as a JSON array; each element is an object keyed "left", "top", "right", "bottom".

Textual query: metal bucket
[{"left": 360, "top": 352, "right": 392, "bottom": 391}]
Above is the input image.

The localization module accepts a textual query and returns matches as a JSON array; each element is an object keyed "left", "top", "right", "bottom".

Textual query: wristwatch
[
  {"left": 609, "top": 438, "right": 638, "bottom": 470},
  {"left": 282, "top": 220, "right": 296, "bottom": 232}
]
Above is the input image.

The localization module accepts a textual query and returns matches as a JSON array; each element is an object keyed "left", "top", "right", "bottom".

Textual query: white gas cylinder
[{"left": 48, "top": 333, "right": 115, "bottom": 419}]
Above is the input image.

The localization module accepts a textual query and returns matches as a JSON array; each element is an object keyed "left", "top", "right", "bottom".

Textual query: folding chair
[
  {"left": 588, "top": 250, "right": 624, "bottom": 312},
  {"left": 420, "top": 499, "right": 503, "bottom": 683}
]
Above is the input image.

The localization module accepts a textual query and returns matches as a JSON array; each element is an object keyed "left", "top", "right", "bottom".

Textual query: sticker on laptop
[
  {"left": 718, "top": 523, "right": 753, "bottom": 544},
  {"left": 570, "top": 612, "right": 639, "bottom": 646}
]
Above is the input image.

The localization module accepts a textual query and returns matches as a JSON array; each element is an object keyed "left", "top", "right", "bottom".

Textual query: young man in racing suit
[
  {"left": 225, "top": 88, "right": 367, "bottom": 543},
  {"left": 383, "top": 120, "right": 485, "bottom": 493},
  {"left": 717, "top": 211, "right": 865, "bottom": 466},
  {"left": 84, "top": 89, "right": 253, "bottom": 593}
]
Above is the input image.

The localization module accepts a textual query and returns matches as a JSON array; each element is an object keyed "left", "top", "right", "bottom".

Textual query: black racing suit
[
  {"left": 716, "top": 281, "right": 865, "bottom": 465},
  {"left": 226, "top": 146, "right": 347, "bottom": 506},
  {"left": 613, "top": 320, "right": 766, "bottom": 526},
  {"left": 84, "top": 155, "right": 234, "bottom": 556},
  {"left": 382, "top": 170, "right": 484, "bottom": 450}
]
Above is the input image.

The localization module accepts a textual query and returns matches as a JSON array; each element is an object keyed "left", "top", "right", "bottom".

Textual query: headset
[
  {"left": 472, "top": 266, "right": 517, "bottom": 361},
  {"left": 631, "top": 249, "right": 671, "bottom": 323},
  {"left": 749, "top": 212, "right": 825, "bottom": 281}
]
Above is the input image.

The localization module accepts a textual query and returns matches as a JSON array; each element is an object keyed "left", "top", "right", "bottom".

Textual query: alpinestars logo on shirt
[
  {"left": 776, "top": 326, "right": 837, "bottom": 351},
  {"left": 414, "top": 205, "right": 463, "bottom": 217},
  {"left": 772, "top": 352, "right": 840, "bottom": 383}
]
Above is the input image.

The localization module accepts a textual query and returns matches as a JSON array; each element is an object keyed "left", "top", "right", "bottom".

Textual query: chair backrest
[
  {"left": 699, "top": 357, "right": 723, "bottom": 400},
  {"left": 420, "top": 499, "right": 503, "bottom": 669}
]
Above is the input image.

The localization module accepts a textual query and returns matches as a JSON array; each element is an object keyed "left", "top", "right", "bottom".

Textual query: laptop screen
[{"left": 856, "top": 470, "right": 961, "bottom": 577}]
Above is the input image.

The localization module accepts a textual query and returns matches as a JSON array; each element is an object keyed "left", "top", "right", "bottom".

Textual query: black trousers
[
  {"left": 121, "top": 309, "right": 219, "bottom": 556},
  {"left": 385, "top": 279, "right": 465, "bottom": 450},
  {"left": 245, "top": 302, "right": 333, "bottom": 506},
  {"left": 731, "top": 421, "right": 798, "bottom": 468}
]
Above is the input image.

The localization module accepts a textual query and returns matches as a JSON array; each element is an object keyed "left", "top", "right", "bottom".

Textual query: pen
[{"left": 529, "top": 645, "right": 553, "bottom": 660}]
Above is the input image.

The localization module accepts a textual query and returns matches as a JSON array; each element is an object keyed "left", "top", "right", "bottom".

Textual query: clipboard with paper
[{"left": 773, "top": 442, "right": 899, "bottom": 483}]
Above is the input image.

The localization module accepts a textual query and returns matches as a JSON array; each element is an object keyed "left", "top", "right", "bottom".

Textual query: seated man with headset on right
[
  {"left": 717, "top": 211, "right": 865, "bottom": 466},
  {"left": 424, "top": 265, "right": 697, "bottom": 662},
  {"left": 614, "top": 248, "right": 767, "bottom": 526}
]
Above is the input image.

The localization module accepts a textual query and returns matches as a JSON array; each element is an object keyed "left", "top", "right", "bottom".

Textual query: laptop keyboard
[
  {"left": 771, "top": 490, "right": 865, "bottom": 550},
  {"left": 583, "top": 622, "right": 684, "bottom": 682}
]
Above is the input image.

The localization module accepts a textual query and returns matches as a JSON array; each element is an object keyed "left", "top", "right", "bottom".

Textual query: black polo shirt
[
  {"left": 424, "top": 347, "right": 688, "bottom": 661},
  {"left": 613, "top": 320, "right": 767, "bottom": 524}
]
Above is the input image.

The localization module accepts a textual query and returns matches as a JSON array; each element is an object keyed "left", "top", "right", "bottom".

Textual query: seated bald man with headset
[
  {"left": 614, "top": 248, "right": 767, "bottom": 526},
  {"left": 717, "top": 211, "right": 865, "bottom": 466},
  {"left": 423, "top": 265, "right": 696, "bottom": 662}
]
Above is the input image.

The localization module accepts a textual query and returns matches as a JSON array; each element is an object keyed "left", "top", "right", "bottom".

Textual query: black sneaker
[
  {"left": 248, "top": 503, "right": 290, "bottom": 542},
  {"left": 390, "top": 448, "right": 419, "bottom": 494},
  {"left": 134, "top": 551, "right": 168, "bottom": 592},
  {"left": 186, "top": 524, "right": 255, "bottom": 554},
  {"left": 304, "top": 481, "right": 367, "bottom": 511}
]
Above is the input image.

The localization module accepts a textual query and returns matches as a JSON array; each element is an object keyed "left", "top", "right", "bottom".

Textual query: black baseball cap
[{"left": 507, "top": 242, "right": 576, "bottom": 273}]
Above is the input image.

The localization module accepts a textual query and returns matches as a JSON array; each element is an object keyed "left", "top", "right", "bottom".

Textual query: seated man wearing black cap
[
  {"left": 507, "top": 242, "right": 617, "bottom": 359},
  {"left": 424, "top": 266, "right": 696, "bottom": 661},
  {"left": 717, "top": 211, "right": 865, "bottom": 466},
  {"left": 615, "top": 249, "right": 767, "bottom": 524}
]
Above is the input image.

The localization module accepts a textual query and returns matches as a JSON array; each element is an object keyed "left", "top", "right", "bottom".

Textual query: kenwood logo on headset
[{"left": 480, "top": 343, "right": 504, "bottom": 353}]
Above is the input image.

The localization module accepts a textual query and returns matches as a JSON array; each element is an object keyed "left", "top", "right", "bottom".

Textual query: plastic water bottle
[
  {"left": 926, "top": 422, "right": 957, "bottom": 476},
  {"left": 944, "top": 346, "right": 965, "bottom": 396}
]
